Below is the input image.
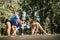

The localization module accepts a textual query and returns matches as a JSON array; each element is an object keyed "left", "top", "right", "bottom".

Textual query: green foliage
[
  {"left": 0, "top": 0, "right": 60, "bottom": 33},
  {"left": 0, "top": 8, "right": 11, "bottom": 19}
]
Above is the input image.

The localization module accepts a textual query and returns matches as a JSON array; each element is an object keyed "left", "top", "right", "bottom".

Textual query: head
[
  {"left": 18, "top": 19, "right": 25, "bottom": 25},
  {"left": 20, "top": 19, "right": 25, "bottom": 24},
  {"left": 31, "top": 19, "right": 36, "bottom": 24}
]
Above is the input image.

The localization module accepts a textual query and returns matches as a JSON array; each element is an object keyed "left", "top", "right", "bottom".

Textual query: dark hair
[
  {"left": 31, "top": 20, "right": 33, "bottom": 23},
  {"left": 31, "top": 19, "right": 36, "bottom": 23},
  {"left": 20, "top": 19, "right": 25, "bottom": 22}
]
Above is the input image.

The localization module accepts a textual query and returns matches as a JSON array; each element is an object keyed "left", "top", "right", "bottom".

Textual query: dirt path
[{"left": 0, "top": 34, "right": 60, "bottom": 40}]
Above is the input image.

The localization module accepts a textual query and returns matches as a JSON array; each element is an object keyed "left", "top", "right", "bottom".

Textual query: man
[{"left": 31, "top": 20, "right": 47, "bottom": 35}]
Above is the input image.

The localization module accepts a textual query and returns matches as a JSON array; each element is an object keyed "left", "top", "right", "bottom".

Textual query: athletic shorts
[{"left": 5, "top": 19, "right": 17, "bottom": 27}]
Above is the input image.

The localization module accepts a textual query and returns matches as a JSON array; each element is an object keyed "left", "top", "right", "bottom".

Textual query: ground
[{"left": 0, "top": 34, "right": 60, "bottom": 40}]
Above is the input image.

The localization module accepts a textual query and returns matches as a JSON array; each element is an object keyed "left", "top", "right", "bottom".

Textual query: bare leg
[
  {"left": 13, "top": 28, "right": 18, "bottom": 36},
  {"left": 39, "top": 26, "right": 47, "bottom": 34},
  {"left": 11, "top": 25, "right": 15, "bottom": 35},
  {"left": 13, "top": 29, "right": 18, "bottom": 36},
  {"left": 6, "top": 22, "right": 11, "bottom": 36},
  {"left": 31, "top": 27, "right": 36, "bottom": 35}
]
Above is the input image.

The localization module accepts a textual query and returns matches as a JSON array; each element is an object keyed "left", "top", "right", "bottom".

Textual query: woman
[
  {"left": 5, "top": 13, "right": 20, "bottom": 36},
  {"left": 31, "top": 20, "right": 47, "bottom": 35},
  {"left": 5, "top": 12, "right": 25, "bottom": 36}
]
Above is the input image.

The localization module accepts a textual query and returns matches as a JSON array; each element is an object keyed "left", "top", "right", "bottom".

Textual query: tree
[{"left": 0, "top": 0, "right": 60, "bottom": 33}]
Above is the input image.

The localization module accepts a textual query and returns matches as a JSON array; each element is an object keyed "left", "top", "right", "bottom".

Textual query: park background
[{"left": 0, "top": 0, "right": 60, "bottom": 35}]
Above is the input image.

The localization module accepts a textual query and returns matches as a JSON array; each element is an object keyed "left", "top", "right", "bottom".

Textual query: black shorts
[{"left": 5, "top": 19, "right": 14, "bottom": 26}]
